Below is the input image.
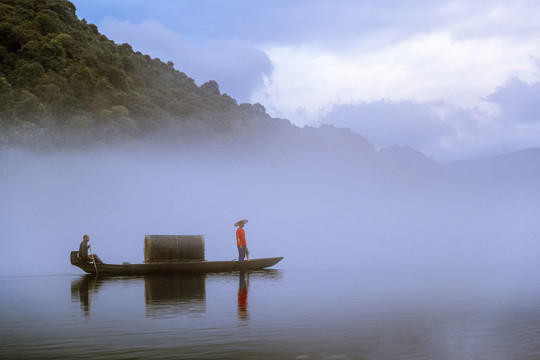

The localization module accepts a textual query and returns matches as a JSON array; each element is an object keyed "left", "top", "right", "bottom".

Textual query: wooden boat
[{"left": 70, "top": 251, "right": 283, "bottom": 275}]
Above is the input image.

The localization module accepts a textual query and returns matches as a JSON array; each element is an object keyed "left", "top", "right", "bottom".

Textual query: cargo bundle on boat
[
  {"left": 71, "top": 234, "right": 283, "bottom": 275},
  {"left": 144, "top": 235, "right": 205, "bottom": 263}
]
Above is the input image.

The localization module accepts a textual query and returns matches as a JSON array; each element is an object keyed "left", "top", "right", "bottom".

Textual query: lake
[{"left": 2, "top": 266, "right": 540, "bottom": 360}]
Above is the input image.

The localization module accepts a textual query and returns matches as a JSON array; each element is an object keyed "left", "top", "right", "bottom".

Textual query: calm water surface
[{"left": 1, "top": 267, "right": 540, "bottom": 359}]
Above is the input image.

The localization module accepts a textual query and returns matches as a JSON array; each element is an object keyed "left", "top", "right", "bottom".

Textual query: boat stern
[{"left": 70, "top": 251, "right": 94, "bottom": 274}]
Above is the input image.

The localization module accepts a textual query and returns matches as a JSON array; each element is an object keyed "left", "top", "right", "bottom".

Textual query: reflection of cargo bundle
[
  {"left": 144, "top": 274, "right": 207, "bottom": 317},
  {"left": 144, "top": 235, "right": 205, "bottom": 263}
]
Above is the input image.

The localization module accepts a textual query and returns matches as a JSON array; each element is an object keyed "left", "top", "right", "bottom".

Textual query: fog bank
[{"left": 1, "top": 144, "right": 538, "bottom": 277}]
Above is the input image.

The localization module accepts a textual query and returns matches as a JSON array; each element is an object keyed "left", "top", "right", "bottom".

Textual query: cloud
[
  {"left": 251, "top": 32, "right": 540, "bottom": 125},
  {"left": 99, "top": 17, "right": 273, "bottom": 102},
  {"left": 324, "top": 77, "right": 540, "bottom": 162},
  {"left": 488, "top": 77, "right": 540, "bottom": 123},
  {"left": 322, "top": 100, "right": 488, "bottom": 161}
]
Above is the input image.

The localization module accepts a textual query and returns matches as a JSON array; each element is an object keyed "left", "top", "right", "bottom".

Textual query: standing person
[{"left": 235, "top": 219, "right": 250, "bottom": 261}]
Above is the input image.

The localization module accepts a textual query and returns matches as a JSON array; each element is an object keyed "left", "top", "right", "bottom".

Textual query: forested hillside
[{"left": 0, "top": 0, "right": 301, "bottom": 148}]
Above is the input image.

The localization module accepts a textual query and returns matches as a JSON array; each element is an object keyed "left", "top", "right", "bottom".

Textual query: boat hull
[{"left": 70, "top": 252, "right": 283, "bottom": 275}]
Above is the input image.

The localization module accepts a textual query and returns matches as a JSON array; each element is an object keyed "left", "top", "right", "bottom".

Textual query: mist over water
[
  {"left": 2, "top": 141, "right": 540, "bottom": 359},
  {"left": 1, "top": 142, "right": 538, "bottom": 279}
]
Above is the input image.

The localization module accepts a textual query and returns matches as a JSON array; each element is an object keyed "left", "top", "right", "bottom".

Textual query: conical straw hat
[{"left": 234, "top": 219, "right": 248, "bottom": 227}]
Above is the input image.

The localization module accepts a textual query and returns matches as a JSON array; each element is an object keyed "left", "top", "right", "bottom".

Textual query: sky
[{"left": 71, "top": 0, "right": 540, "bottom": 161}]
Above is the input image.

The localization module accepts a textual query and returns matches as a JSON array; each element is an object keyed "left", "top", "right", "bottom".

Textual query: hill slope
[{"left": 0, "top": 0, "right": 305, "bottom": 148}]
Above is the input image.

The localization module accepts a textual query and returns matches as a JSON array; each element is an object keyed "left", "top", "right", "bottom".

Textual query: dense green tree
[
  {"left": 13, "top": 61, "right": 45, "bottom": 87},
  {"left": 14, "top": 89, "right": 46, "bottom": 120},
  {"left": 0, "top": 0, "right": 284, "bottom": 148}
]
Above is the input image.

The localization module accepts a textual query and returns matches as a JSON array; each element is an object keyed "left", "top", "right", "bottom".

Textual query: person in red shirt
[{"left": 235, "top": 219, "right": 249, "bottom": 261}]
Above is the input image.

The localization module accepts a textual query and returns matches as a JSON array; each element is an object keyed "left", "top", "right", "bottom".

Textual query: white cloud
[{"left": 252, "top": 32, "right": 540, "bottom": 125}]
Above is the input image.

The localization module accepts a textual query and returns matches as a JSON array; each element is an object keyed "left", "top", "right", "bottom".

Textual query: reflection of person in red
[
  {"left": 235, "top": 219, "right": 249, "bottom": 261},
  {"left": 238, "top": 271, "right": 249, "bottom": 320}
]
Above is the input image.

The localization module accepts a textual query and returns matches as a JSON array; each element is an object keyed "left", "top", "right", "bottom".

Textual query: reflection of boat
[
  {"left": 71, "top": 270, "right": 282, "bottom": 319},
  {"left": 70, "top": 252, "right": 284, "bottom": 275},
  {"left": 70, "top": 274, "right": 208, "bottom": 317}
]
